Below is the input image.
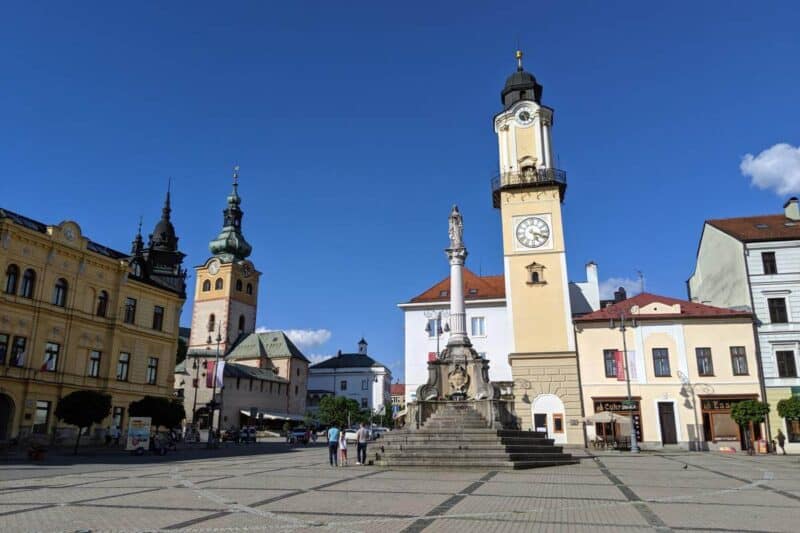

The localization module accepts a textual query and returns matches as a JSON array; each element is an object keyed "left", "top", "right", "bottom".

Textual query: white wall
[
  {"left": 308, "top": 366, "right": 392, "bottom": 413},
  {"left": 688, "top": 224, "right": 749, "bottom": 309}
]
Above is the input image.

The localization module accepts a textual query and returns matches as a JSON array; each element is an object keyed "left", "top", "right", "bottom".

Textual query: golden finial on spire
[
  {"left": 232, "top": 164, "right": 240, "bottom": 187},
  {"left": 515, "top": 49, "right": 524, "bottom": 71}
]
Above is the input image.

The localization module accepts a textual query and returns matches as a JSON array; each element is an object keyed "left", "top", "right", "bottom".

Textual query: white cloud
[
  {"left": 741, "top": 143, "right": 800, "bottom": 196},
  {"left": 255, "top": 327, "right": 332, "bottom": 348},
  {"left": 599, "top": 277, "right": 641, "bottom": 300}
]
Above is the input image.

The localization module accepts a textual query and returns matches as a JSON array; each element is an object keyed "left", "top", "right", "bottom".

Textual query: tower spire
[
  {"left": 516, "top": 49, "right": 523, "bottom": 71},
  {"left": 208, "top": 165, "right": 252, "bottom": 261}
]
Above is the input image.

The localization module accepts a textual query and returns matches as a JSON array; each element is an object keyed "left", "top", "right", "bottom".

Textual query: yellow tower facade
[{"left": 493, "top": 52, "right": 582, "bottom": 444}]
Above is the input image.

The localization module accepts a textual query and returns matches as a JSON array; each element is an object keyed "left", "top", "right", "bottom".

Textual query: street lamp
[
  {"left": 207, "top": 326, "right": 224, "bottom": 448},
  {"left": 191, "top": 356, "right": 200, "bottom": 429},
  {"left": 424, "top": 310, "right": 450, "bottom": 359},
  {"left": 609, "top": 312, "right": 640, "bottom": 453},
  {"left": 678, "top": 370, "right": 713, "bottom": 452}
]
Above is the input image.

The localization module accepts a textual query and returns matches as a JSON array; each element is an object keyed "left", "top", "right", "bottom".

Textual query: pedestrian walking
[
  {"left": 356, "top": 423, "right": 369, "bottom": 465},
  {"left": 327, "top": 425, "right": 340, "bottom": 467},
  {"left": 112, "top": 425, "right": 121, "bottom": 447},
  {"left": 338, "top": 428, "right": 348, "bottom": 466},
  {"left": 777, "top": 429, "right": 787, "bottom": 455}
]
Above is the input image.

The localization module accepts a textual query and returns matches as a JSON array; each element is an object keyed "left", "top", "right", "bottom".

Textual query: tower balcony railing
[{"left": 491, "top": 167, "right": 567, "bottom": 207}]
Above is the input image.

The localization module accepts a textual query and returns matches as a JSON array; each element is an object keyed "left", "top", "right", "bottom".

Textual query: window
[
  {"left": 768, "top": 298, "right": 788, "bottom": 323},
  {"left": 787, "top": 419, "right": 800, "bottom": 443},
  {"left": 208, "top": 313, "right": 216, "bottom": 332},
  {"left": 88, "top": 350, "right": 101, "bottom": 377},
  {"left": 146, "top": 357, "right": 158, "bottom": 385},
  {"left": 202, "top": 279, "right": 211, "bottom": 292},
  {"left": 20, "top": 269, "right": 35, "bottom": 298},
  {"left": 132, "top": 262, "right": 142, "bottom": 277},
  {"left": 32, "top": 401, "right": 50, "bottom": 434},
  {"left": 214, "top": 278, "right": 223, "bottom": 290},
  {"left": 42, "top": 342, "right": 59, "bottom": 372},
  {"left": 238, "top": 315, "right": 245, "bottom": 335},
  {"left": 762, "top": 252, "right": 777, "bottom": 274},
  {"left": 4, "top": 264, "right": 19, "bottom": 294},
  {"left": 295, "top": 385, "right": 298, "bottom": 395},
  {"left": 112, "top": 406, "right": 124, "bottom": 432},
  {"left": 10, "top": 336, "right": 26, "bottom": 367},
  {"left": 439, "top": 290, "right": 448, "bottom": 297},
  {"left": 117, "top": 352, "right": 130, "bottom": 381},
  {"left": 603, "top": 349, "right": 618, "bottom": 378},
  {"left": 246, "top": 283, "right": 253, "bottom": 295},
  {"left": 426, "top": 318, "right": 439, "bottom": 338},
  {"left": 236, "top": 279, "right": 243, "bottom": 291},
  {"left": 553, "top": 414, "right": 564, "bottom": 433},
  {"left": 653, "top": 348, "right": 671, "bottom": 377},
  {"left": 696, "top": 348, "right": 714, "bottom": 376},
  {"left": 52, "top": 278, "right": 68, "bottom": 307},
  {"left": 362, "top": 379, "right": 369, "bottom": 390},
  {"left": 340, "top": 380, "right": 347, "bottom": 391},
  {"left": 296, "top": 368, "right": 300, "bottom": 377},
  {"left": 96, "top": 290, "right": 108, "bottom": 317},
  {"left": 0, "top": 333, "right": 8, "bottom": 365},
  {"left": 249, "top": 379, "right": 253, "bottom": 391},
  {"left": 526, "top": 262, "right": 546, "bottom": 284},
  {"left": 152, "top": 306, "right": 164, "bottom": 331},
  {"left": 470, "top": 317, "right": 486, "bottom": 336},
  {"left": 776, "top": 350, "right": 797, "bottom": 378},
  {"left": 124, "top": 298, "right": 137, "bottom": 324},
  {"left": 361, "top": 398, "right": 368, "bottom": 408},
  {"left": 730, "top": 347, "right": 748, "bottom": 375}
]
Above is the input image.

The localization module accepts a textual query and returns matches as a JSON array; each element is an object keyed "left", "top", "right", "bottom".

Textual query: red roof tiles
[
  {"left": 574, "top": 292, "right": 751, "bottom": 323},
  {"left": 408, "top": 268, "right": 505, "bottom": 303},
  {"left": 390, "top": 383, "right": 405, "bottom": 395},
  {"left": 708, "top": 214, "right": 800, "bottom": 242}
]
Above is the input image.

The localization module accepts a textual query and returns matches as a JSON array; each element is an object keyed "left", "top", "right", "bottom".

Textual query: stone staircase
[{"left": 375, "top": 404, "right": 576, "bottom": 469}]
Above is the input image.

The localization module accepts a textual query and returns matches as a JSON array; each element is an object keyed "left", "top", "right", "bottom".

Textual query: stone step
[
  {"left": 375, "top": 458, "right": 578, "bottom": 469},
  {"left": 381, "top": 436, "right": 556, "bottom": 447},
  {"left": 380, "top": 451, "right": 570, "bottom": 461},
  {"left": 379, "top": 444, "right": 563, "bottom": 454}
]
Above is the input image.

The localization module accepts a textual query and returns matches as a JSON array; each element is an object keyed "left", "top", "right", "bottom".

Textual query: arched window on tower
[
  {"left": 215, "top": 278, "right": 223, "bottom": 290},
  {"left": 21, "top": 268, "right": 36, "bottom": 299},
  {"left": 526, "top": 262, "right": 546, "bottom": 285},
  {"left": 236, "top": 279, "right": 242, "bottom": 292},
  {"left": 5, "top": 264, "right": 19, "bottom": 294},
  {"left": 53, "top": 278, "right": 68, "bottom": 307},
  {"left": 202, "top": 279, "right": 211, "bottom": 292},
  {"left": 238, "top": 315, "right": 245, "bottom": 335},
  {"left": 246, "top": 283, "right": 253, "bottom": 295},
  {"left": 208, "top": 313, "right": 216, "bottom": 332},
  {"left": 97, "top": 290, "right": 109, "bottom": 317}
]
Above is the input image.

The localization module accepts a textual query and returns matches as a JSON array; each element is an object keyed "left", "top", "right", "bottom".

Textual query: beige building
[
  {"left": 575, "top": 293, "right": 763, "bottom": 451},
  {"left": 0, "top": 197, "right": 186, "bottom": 444}
]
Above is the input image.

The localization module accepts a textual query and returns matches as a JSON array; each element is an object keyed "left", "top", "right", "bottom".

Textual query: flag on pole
[
  {"left": 215, "top": 361, "right": 226, "bottom": 389},
  {"left": 41, "top": 352, "right": 56, "bottom": 371},
  {"left": 615, "top": 350, "right": 625, "bottom": 381},
  {"left": 206, "top": 361, "right": 215, "bottom": 388}
]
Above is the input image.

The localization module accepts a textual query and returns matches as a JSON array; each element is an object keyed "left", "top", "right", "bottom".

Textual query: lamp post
[
  {"left": 191, "top": 356, "right": 200, "bottom": 427},
  {"left": 207, "top": 327, "right": 223, "bottom": 448},
  {"left": 609, "top": 312, "right": 640, "bottom": 453},
  {"left": 424, "top": 310, "right": 450, "bottom": 359}
]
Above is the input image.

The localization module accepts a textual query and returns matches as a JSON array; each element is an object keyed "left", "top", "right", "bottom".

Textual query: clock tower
[
  {"left": 187, "top": 167, "right": 259, "bottom": 356},
  {"left": 493, "top": 51, "right": 582, "bottom": 443}
]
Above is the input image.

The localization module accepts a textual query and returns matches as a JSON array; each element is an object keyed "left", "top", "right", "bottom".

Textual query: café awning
[
  {"left": 585, "top": 411, "right": 632, "bottom": 426},
  {"left": 240, "top": 409, "right": 304, "bottom": 422}
]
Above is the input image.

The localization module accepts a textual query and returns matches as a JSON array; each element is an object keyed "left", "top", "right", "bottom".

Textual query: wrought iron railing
[{"left": 491, "top": 167, "right": 567, "bottom": 207}]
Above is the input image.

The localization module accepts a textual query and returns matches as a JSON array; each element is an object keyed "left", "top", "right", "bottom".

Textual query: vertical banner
[
  {"left": 206, "top": 361, "right": 216, "bottom": 388},
  {"left": 215, "top": 361, "right": 225, "bottom": 389},
  {"left": 627, "top": 350, "right": 638, "bottom": 381},
  {"left": 615, "top": 350, "right": 625, "bottom": 381}
]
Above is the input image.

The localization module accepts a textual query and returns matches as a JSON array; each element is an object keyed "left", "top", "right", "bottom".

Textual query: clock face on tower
[
  {"left": 515, "top": 107, "right": 534, "bottom": 126},
  {"left": 208, "top": 259, "right": 221, "bottom": 275},
  {"left": 515, "top": 216, "right": 551, "bottom": 248}
]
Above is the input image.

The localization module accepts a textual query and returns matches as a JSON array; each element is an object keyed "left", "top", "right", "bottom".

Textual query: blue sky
[{"left": 3, "top": 2, "right": 800, "bottom": 381}]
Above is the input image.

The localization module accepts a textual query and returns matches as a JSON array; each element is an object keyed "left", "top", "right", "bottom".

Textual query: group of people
[
  {"left": 327, "top": 422, "right": 370, "bottom": 467},
  {"left": 104, "top": 425, "right": 122, "bottom": 447}
]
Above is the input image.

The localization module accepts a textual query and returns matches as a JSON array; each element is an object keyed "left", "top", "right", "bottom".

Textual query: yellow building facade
[
  {"left": 575, "top": 293, "right": 763, "bottom": 451},
  {"left": 0, "top": 200, "right": 186, "bottom": 444}
]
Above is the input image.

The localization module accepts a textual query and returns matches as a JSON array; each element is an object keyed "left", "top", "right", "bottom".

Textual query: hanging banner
[
  {"left": 215, "top": 361, "right": 226, "bottom": 389},
  {"left": 615, "top": 350, "right": 625, "bottom": 381},
  {"left": 627, "top": 350, "right": 638, "bottom": 381},
  {"left": 206, "top": 361, "right": 216, "bottom": 388}
]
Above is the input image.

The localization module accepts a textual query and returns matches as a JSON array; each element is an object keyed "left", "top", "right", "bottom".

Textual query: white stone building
[
  {"left": 688, "top": 197, "right": 800, "bottom": 452},
  {"left": 307, "top": 339, "right": 392, "bottom": 416},
  {"left": 399, "top": 264, "right": 600, "bottom": 407}
]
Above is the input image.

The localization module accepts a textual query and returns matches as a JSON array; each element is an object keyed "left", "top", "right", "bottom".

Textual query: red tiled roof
[
  {"left": 707, "top": 214, "right": 800, "bottom": 242},
  {"left": 408, "top": 268, "right": 505, "bottom": 303},
  {"left": 390, "top": 383, "right": 405, "bottom": 395},
  {"left": 574, "top": 292, "right": 752, "bottom": 322}
]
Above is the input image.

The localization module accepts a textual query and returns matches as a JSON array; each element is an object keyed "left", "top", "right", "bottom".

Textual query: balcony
[{"left": 491, "top": 167, "right": 567, "bottom": 207}]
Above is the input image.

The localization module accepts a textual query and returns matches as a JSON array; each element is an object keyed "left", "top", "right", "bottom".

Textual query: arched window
[
  {"left": 20, "top": 269, "right": 36, "bottom": 299},
  {"left": 96, "top": 290, "right": 109, "bottom": 317},
  {"left": 4, "top": 264, "right": 19, "bottom": 294},
  {"left": 132, "top": 262, "right": 142, "bottom": 277},
  {"left": 53, "top": 278, "right": 68, "bottom": 307},
  {"left": 235, "top": 279, "right": 243, "bottom": 291},
  {"left": 246, "top": 283, "right": 253, "bottom": 295},
  {"left": 238, "top": 314, "right": 245, "bottom": 334},
  {"left": 208, "top": 313, "right": 216, "bottom": 332},
  {"left": 214, "top": 278, "right": 223, "bottom": 290},
  {"left": 202, "top": 279, "right": 211, "bottom": 292}
]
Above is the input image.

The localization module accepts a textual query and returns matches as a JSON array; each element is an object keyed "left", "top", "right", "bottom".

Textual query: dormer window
[
  {"left": 526, "top": 262, "right": 546, "bottom": 285},
  {"left": 439, "top": 290, "right": 449, "bottom": 297},
  {"left": 468, "top": 288, "right": 478, "bottom": 295}
]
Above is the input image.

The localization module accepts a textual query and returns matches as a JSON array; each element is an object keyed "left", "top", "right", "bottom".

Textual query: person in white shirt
[
  {"left": 338, "top": 429, "right": 348, "bottom": 466},
  {"left": 355, "top": 423, "right": 369, "bottom": 465}
]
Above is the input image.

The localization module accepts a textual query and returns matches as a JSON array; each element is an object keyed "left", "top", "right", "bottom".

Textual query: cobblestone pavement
[{"left": 1, "top": 443, "right": 799, "bottom": 532}]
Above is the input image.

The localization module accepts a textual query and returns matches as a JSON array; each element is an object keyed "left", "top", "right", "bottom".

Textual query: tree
[
  {"left": 129, "top": 396, "right": 185, "bottom": 429},
  {"left": 317, "top": 396, "right": 362, "bottom": 428},
  {"left": 730, "top": 400, "right": 770, "bottom": 453},
  {"left": 777, "top": 396, "right": 800, "bottom": 421},
  {"left": 55, "top": 390, "right": 112, "bottom": 454}
]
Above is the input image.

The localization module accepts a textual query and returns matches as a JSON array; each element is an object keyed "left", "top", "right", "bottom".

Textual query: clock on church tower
[
  {"left": 187, "top": 167, "right": 260, "bottom": 356},
  {"left": 492, "top": 51, "right": 581, "bottom": 443}
]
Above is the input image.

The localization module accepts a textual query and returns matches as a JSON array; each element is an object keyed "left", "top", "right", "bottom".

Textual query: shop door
[
  {"left": 533, "top": 413, "right": 547, "bottom": 435},
  {"left": 658, "top": 402, "right": 678, "bottom": 444}
]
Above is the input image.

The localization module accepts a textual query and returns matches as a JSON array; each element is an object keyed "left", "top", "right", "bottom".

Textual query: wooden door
[{"left": 658, "top": 402, "right": 678, "bottom": 444}]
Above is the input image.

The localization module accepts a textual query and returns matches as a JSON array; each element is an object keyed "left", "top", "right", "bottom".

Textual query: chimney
[
  {"left": 784, "top": 197, "right": 800, "bottom": 221},
  {"left": 614, "top": 286, "right": 627, "bottom": 302},
  {"left": 585, "top": 261, "right": 598, "bottom": 285}
]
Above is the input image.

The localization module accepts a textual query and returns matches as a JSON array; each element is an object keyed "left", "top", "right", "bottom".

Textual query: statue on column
[{"left": 448, "top": 205, "right": 464, "bottom": 249}]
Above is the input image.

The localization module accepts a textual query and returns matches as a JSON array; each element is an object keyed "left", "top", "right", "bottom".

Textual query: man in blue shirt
[{"left": 327, "top": 425, "right": 340, "bottom": 467}]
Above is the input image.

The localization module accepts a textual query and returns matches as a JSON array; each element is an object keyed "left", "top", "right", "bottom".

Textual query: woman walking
[{"left": 338, "top": 428, "right": 348, "bottom": 466}]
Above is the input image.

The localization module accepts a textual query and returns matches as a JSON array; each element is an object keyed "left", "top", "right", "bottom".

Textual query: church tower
[
  {"left": 493, "top": 52, "right": 581, "bottom": 443},
  {"left": 187, "top": 167, "right": 259, "bottom": 356}
]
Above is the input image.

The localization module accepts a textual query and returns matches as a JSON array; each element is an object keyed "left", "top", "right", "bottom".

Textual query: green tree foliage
[
  {"left": 777, "top": 396, "right": 800, "bottom": 420},
  {"left": 128, "top": 396, "right": 185, "bottom": 429},
  {"left": 175, "top": 337, "right": 188, "bottom": 365},
  {"left": 731, "top": 400, "right": 770, "bottom": 452},
  {"left": 55, "top": 390, "right": 112, "bottom": 454},
  {"left": 317, "top": 395, "right": 363, "bottom": 428}
]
